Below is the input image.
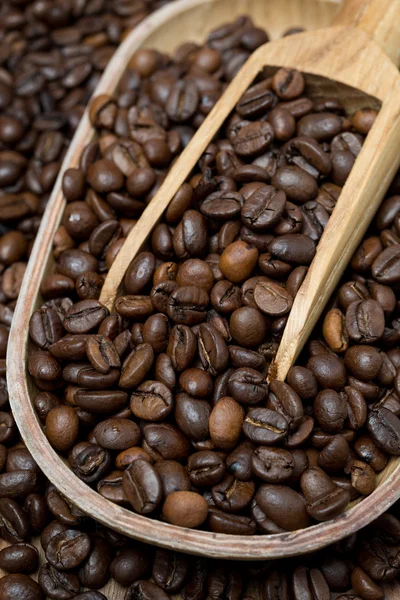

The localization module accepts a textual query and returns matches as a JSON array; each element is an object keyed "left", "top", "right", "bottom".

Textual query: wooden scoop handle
[{"left": 333, "top": 0, "right": 400, "bottom": 64}]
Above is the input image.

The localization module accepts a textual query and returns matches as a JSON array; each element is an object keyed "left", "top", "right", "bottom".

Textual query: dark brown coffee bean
[
  {"left": 345, "top": 345, "right": 383, "bottom": 381},
  {"left": 94, "top": 418, "right": 140, "bottom": 450},
  {"left": 209, "top": 396, "right": 244, "bottom": 450},
  {"left": 252, "top": 447, "right": 294, "bottom": 482},
  {"left": 131, "top": 380, "right": 173, "bottom": 422},
  {"left": 292, "top": 566, "right": 330, "bottom": 600},
  {"left": 122, "top": 460, "right": 163, "bottom": 514},
  {"left": 256, "top": 484, "right": 309, "bottom": 531},
  {"left": 207, "top": 507, "right": 257, "bottom": 535},
  {"left": 110, "top": 546, "right": 152, "bottom": 586},
  {"left": 120, "top": 343, "right": 154, "bottom": 389},
  {"left": 230, "top": 306, "right": 268, "bottom": 347},
  {"left": 272, "top": 166, "right": 318, "bottom": 203},
  {"left": 211, "top": 474, "right": 255, "bottom": 512},
  {"left": 143, "top": 423, "right": 190, "bottom": 462},
  {"left": 301, "top": 467, "right": 350, "bottom": 521},
  {"left": 0, "top": 574, "right": 43, "bottom": 600},
  {"left": 254, "top": 280, "right": 293, "bottom": 317},
  {"left": 228, "top": 367, "right": 267, "bottom": 405},
  {"left": 86, "top": 334, "right": 120, "bottom": 374},
  {"left": 126, "top": 580, "right": 171, "bottom": 600},
  {"left": 174, "top": 393, "right": 211, "bottom": 441},
  {"left": 46, "top": 528, "right": 91, "bottom": 570},
  {"left": 307, "top": 353, "right": 347, "bottom": 390},
  {"left": 314, "top": 389, "right": 348, "bottom": 433},
  {"left": 46, "top": 405, "right": 79, "bottom": 452},
  {"left": 152, "top": 548, "right": 190, "bottom": 593},
  {"left": 39, "top": 562, "right": 80, "bottom": 600},
  {"left": 167, "top": 286, "right": 209, "bottom": 325},
  {"left": 167, "top": 325, "right": 196, "bottom": 372},
  {"left": 0, "top": 543, "right": 38, "bottom": 574},
  {"left": 188, "top": 450, "right": 225, "bottom": 487},
  {"left": 367, "top": 407, "right": 400, "bottom": 455},
  {"left": 243, "top": 408, "right": 288, "bottom": 445},
  {"left": 267, "top": 380, "right": 303, "bottom": 431},
  {"left": 64, "top": 299, "right": 108, "bottom": 334}
]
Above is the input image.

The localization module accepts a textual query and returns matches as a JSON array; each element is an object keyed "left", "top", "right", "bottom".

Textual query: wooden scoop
[{"left": 100, "top": 0, "right": 400, "bottom": 382}]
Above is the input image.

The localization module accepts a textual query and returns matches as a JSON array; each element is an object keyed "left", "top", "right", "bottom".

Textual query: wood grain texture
[{"left": 8, "top": 0, "right": 400, "bottom": 561}]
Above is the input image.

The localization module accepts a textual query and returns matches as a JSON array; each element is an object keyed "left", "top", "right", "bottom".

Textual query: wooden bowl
[{"left": 11, "top": 0, "right": 400, "bottom": 561}]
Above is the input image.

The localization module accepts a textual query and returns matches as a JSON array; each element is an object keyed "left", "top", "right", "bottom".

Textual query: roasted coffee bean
[
  {"left": 314, "top": 390, "right": 348, "bottom": 433},
  {"left": 301, "top": 467, "right": 350, "bottom": 521},
  {"left": 110, "top": 546, "right": 152, "bottom": 586},
  {"left": 122, "top": 460, "right": 163, "bottom": 514},
  {"left": 0, "top": 543, "right": 38, "bottom": 574},
  {"left": 256, "top": 484, "right": 309, "bottom": 531},
  {"left": 188, "top": 451, "right": 225, "bottom": 487},
  {"left": 131, "top": 380, "right": 173, "bottom": 422},
  {"left": 167, "top": 286, "right": 209, "bottom": 325},
  {"left": 94, "top": 418, "right": 140, "bottom": 451},
  {"left": 253, "top": 280, "right": 293, "bottom": 317},
  {"left": 211, "top": 474, "right": 255, "bottom": 512},
  {"left": 120, "top": 344, "right": 154, "bottom": 389},
  {"left": 126, "top": 580, "right": 171, "bottom": 600},
  {"left": 143, "top": 423, "right": 190, "bottom": 462},
  {"left": 367, "top": 407, "right": 400, "bottom": 455},
  {"left": 252, "top": 447, "right": 294, "bottom": 482},
  {"left": 77, "top": 535, "right": 112, "bottom": 589},
  {"left": 86, "top": 335, "right": 120, "bottom": 374},
  {"left": 155, "top": 461, "right": 190, "bottom": 496},
  {"left": 46, "top": 528, "right": 91, "bottom": 570},
  {"left": 243, "top": 408, "right": 288, "bottom": 445},
  {"left": 292, "top": 566, "right": 330, "bottom": 600},
  {"left": 228, "top": 367, "right": 268, "bottom": 405},
  {"left": 64, "top": 299, "right": 108, "bottom": 334},
  {"left": 209, "top": 397, "right": 244, "bottom": 450},
  {"left": 0, "top": 574, "right": 44, "bottom": 600},
  {"left": 46, "top": 405, "right": 79, "bottom": 452},
  {"left": 267, "top": 380, "right": 303, "bottom": 431},
  {"left": 72, "top": 444, "right": 112, "bottom": 484},
  {"left": 207, "top": 507, "right": 257, "bottom": 535},
  {"left": 175, "top": 393, "right": 211, "bottom": 441},
  {"left": 39, "top": 562, "right": 80, "bottom": 600},
  {"left": 163, "top": 490, "right": 209, "bottom": 528}
]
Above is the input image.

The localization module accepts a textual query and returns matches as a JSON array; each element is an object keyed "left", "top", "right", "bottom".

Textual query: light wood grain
[{"left": 8, "top": 0, "right": 400, "bottom": 562}]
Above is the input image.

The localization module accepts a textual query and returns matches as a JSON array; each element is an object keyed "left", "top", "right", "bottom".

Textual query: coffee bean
[
  {"left": 367, "top": 408, "right": 400, "bottom": 455},
  {"left": 122, "top": 460, "right": 163, "bottom": 514},
  {"left": 0, "top": 543, "right": 38, "bottom": 574},
  {"left": 254, "top": 280, "right": 293, "bottom": 317},
  {"left": 46, "top": 528, "right": 91, "bottom": 570},
  {"left": 0, "top": 575, "right": 43, "bottom": 600},
  {"left": 126, "top": 580, "right": 171, "bottom": 600},
  {"left": 243, "top": 408, "right": 288, "bottom": 445},
  {"left": 46, "top": 405, "right": 79, "bottom": 452},
  {"left": 131, "top": 380, "right": 173, "bottom": 422},
  {"left": 301, "top": 467, "right": 350, "bottom": 521},
  {"left": 163, "top": 491, "right": 208, "bottom": 528}
]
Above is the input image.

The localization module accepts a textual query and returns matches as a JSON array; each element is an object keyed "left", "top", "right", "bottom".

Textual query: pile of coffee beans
[
  {"left": 2, "top": 3, "right": 400, "bottom": 598},
  {"left": 0, "top": 488, "right": 399, "bottom": 599},
  {"left": 0, "top": 0, "right": 171, "bottom": 306},
  {"left": 25, "top": 14, "right": 400, "bottom": 535}
]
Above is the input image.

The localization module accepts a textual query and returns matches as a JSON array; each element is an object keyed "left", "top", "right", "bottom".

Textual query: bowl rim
[{"left": 8, "top": 0, "right": 399, "bottom": 561}]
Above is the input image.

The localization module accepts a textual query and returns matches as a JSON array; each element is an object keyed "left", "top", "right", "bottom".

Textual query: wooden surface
[{"left": 8, "top": 0, "right": 400, "bottom": 562}]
